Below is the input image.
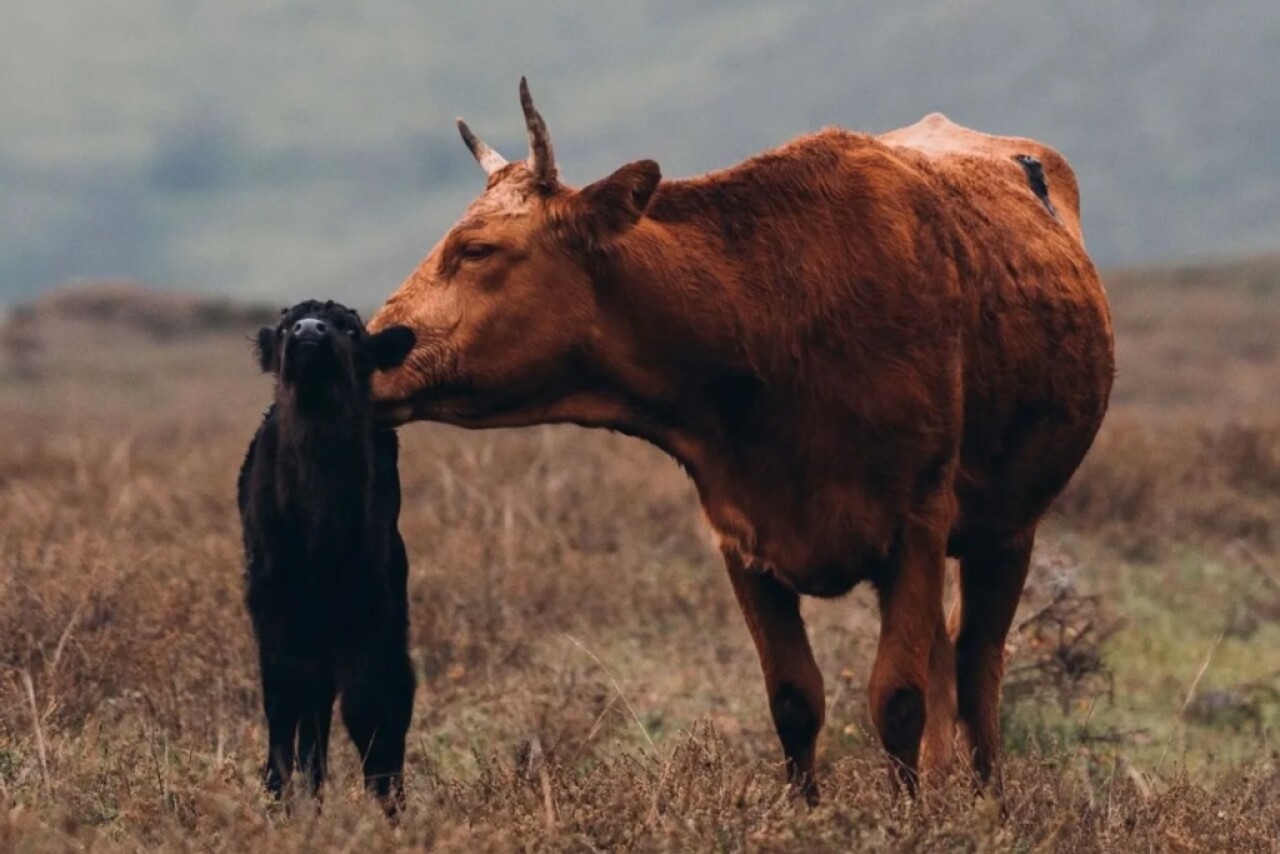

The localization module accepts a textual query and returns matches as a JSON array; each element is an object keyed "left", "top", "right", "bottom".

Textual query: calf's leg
[
  {"left": 259, "top": 655, "right": 304, "bottom": 798},
  {"left": 295, "top": 673, "right": 337, "bottom": 797},
  {"left": 341, "top": 647, "right": 416, "bottom": 815},
  {"left": 726, "top": 551, "right": 826, "bottom": 805}
]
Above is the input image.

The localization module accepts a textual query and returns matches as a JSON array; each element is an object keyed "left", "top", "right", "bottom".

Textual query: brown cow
[{"left": 369, "top": 79, "right": 1114, "bottom": 800}]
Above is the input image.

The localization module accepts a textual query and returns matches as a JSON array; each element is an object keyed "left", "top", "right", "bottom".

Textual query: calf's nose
[{"left": 293, "top": 318, "right": 327, "bottom": 341}]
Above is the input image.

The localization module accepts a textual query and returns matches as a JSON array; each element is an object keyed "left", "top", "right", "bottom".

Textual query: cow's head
[{"left": 368, "top": 78, "right": 663, "bottom": 428}]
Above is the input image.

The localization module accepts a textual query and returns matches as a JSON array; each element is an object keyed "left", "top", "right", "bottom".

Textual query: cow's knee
[
  {"left": 874, "top": 684, "right": 925, "bottom": 766},
  {"left": 771, "top": 683, "right": 821, "bottom": 755},
  {"left": 770, "top": 682, "right": 823, "bottom": 802}
]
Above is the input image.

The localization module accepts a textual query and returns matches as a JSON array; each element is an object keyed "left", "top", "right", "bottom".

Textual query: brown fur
[{"left": 369, "top": 85, "right": 1115, "bottom": 799}]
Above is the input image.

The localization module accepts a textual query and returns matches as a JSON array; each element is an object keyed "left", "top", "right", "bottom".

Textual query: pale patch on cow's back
[
  {"left": 879, "top": 114, "right": 1084, "bottom": 241},
  {"left": 879, "top": 112, "right": 975, "bottom": 157},
  {"left": 881, "top": 112, "right": 1039, "bottom": 163}
]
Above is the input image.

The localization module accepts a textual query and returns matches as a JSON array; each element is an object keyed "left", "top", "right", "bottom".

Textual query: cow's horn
[
  {"left": 519, "top": 77, "right": 557, "bottom": 188},
  {"left": 457, "top": 118, "right": 509, "bottom": 175}
]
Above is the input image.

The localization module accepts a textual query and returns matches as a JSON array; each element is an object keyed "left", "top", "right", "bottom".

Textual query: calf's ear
[
  {"left": 255, "top": 326, "right": 277, "bottom": 373},
  {"left": 367, "top": 326, "right": 416, "bottom": 371},
  {"left": 574, "top": 159, "right": 661, "bottom": 247}
]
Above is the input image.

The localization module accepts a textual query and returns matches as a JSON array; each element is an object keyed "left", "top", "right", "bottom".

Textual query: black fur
[
  {"left": 237, "top": 300, "right": 417, "bottom": 814},
  {"left": 1012, "top": 153, "right": 1060, "bottom": 221}
]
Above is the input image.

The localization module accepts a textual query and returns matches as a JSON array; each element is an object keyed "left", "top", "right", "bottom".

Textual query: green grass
[{"left": 997, "top": 538, "right": 1280, "bottom": 775}]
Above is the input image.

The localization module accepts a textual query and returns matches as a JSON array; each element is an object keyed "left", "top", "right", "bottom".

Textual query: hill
[{"left": 1, "top": 1, "right": 1277, "bottom": 304}]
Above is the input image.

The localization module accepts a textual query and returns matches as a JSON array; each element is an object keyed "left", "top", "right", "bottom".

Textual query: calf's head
[
  {"left": 368, "top": 78, "right": 663, "bottom": 427},
  {"left": 257, "top": 300, "right": 415, "bottom": 413}
]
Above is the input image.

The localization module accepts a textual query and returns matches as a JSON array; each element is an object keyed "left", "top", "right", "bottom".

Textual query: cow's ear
[
  {"left": 575, "top": 159, "right": 661, "bottom": 245},
  {"left": 255, "top": 326, "right": 277, "bottom": 373},
  {"left": 367, "top": 325, "right": 416, "bottom": 371}
]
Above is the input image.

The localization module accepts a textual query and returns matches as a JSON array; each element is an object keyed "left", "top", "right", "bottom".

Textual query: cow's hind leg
[
  {"left": 341, "top": 647, "right": 416, "bottom": 815},
  {"left": 726, "top": 552, "right": 826, "bottom": 805},
  {"left": 868, "top": 518, "right": 949, "bottom": 794},
  {"left": 922, "top": 615, "right": 958, "bottom": 776},
  {"left": 952, "top": 528, "right": 1035, "bottom": 787}
]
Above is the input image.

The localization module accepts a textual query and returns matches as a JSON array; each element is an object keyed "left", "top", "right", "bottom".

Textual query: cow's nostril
[{"left": 315, "top": 322, "right": 326, "bottom": 333}]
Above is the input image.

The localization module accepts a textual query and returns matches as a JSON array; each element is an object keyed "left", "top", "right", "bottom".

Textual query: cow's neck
[
  {"left": 586, "top": 221, "right": 745, "bottom": 445},
  {"left": 585, "top": 219, "right": 841, "bottom": 578}
]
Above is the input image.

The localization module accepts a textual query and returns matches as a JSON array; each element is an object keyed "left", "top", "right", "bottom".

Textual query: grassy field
[{"left": 4, "top": 257, "right": 1280, "bottom": 851}]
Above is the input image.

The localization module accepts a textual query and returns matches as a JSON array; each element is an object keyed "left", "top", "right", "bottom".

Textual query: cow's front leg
[{"left": 725, "top": 551, "right": 826, "bottom": 805}]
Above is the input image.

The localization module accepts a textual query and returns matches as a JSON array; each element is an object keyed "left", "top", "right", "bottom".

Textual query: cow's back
[{"left": 878, "top": 113, "right": 1084, "bottom": 243}]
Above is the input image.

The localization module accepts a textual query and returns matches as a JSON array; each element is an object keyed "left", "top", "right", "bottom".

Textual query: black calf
[{"left": 237, "top": 300, "right": 417, "bottom": 814}]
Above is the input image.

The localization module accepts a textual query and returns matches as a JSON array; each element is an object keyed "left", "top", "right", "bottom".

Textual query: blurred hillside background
[{"left": 3, "top": 1, "right": 1278, "bottom": 306}]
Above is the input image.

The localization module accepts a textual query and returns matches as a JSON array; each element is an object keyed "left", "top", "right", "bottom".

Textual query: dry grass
[{"left": 3, "top": 258, "right": 1280, "bottom": 851}]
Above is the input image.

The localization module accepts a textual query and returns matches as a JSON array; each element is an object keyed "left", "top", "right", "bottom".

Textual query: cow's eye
[{"left": 460, "top": 243, "right": 496, "bottom": 262}]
